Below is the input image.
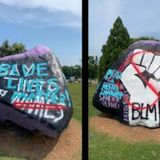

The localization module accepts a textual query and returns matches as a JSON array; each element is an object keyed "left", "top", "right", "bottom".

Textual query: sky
[
  {"left": 89, "top": 0, "right": 160, "bottom": 58},
  {"left": 0, "top": 0, "right": 82, "bottom": 66}
]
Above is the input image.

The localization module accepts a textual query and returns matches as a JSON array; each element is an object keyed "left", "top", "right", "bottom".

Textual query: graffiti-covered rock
[
  {"left": 93, "top": 40, "right": 160, "bottom": 128},
  {"left": 0, "top": 45, "right": 73, "bottom": 137}
]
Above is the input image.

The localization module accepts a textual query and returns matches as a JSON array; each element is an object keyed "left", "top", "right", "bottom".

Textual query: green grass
[
  {"left": 89, "top": 130, "right": 160, "bottom": 160},
  {"left": 89, "top": 84, "right": 160, "bottom": 160},
  {"left": 89, "top": 84, "right": 101, "bottom": 117},
  {"left": 0, "top": 158, "right": 25, "bottom": 160},
  {"left": 0, "top": 152, "right": 25, "bottom": 160},
  {"left": 68, "top": 83, "right": 82, "bottom": 121}
]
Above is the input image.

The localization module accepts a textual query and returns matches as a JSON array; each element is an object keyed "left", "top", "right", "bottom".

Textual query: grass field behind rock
[
  {"left": 89, "top": 84, "right": 160, "bottom": 160},
  {"left": 89, "top": 84, "right": 101, "bottom": 118},
  {"left": 68, "top": 83, "right": 82, "bottom": 122}
]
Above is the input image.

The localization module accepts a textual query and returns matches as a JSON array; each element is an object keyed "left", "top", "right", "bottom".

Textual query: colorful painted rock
[
  {"left": 93, "top": 40, "right": 160, "bottom": 128},
  {"left": 0, "top": 45, "right": 73, "bottom": 137}
]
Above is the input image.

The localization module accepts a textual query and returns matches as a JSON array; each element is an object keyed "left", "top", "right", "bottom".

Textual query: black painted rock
[
  {"left": 93, "top": 40, "right": 160, "bottom": 128},
  {"left": 0, "top": 45, "right": 73, "bottom": 137}
]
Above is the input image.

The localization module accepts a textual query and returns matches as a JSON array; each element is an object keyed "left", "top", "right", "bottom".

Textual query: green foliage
[
  {"left": 73, "top": 65, "right": 82, "bottom": 79},
  {"left": 0, "top": 40, "right": 26, "bottom": 58},
  {"left": 88, "top": 56, "right": 98, "bottom": 81},
  {"left": 62, "top": 65, "right": 81, "bottom": 79},
  {"left": 62, "top": 66, "right": 72, "bottom": 78},
  {"left": 98, "top": 17, "right": 130, "bottom": 81}
]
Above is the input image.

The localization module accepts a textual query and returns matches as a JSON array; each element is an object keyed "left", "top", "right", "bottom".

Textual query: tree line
[
  {"left": 89, "top": 16, "right": 160, "bottom": 82},
  {"left": 0, "top": 40, "right": 26, "bottom": 57},
  {"left": 0, "top": 40, "right": 82, "bottom": 80},
  {"left": 62, "top": 65, "right": 81, "bottom": 79}
]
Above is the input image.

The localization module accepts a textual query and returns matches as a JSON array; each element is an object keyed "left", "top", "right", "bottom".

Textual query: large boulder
[
  {"left": 93, "top": 40, "right": 160, "bottom": 128},
  {"left": 0, "top": 45, "right": 73, "bottom": 137}
]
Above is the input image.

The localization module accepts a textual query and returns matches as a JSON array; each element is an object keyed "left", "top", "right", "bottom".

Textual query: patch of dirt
[
  {"left": 90, "top": 114, "right": 160, "bottom": 143},
  {"left": 0, "top": 119, "right": 81, "bottom": 160}
]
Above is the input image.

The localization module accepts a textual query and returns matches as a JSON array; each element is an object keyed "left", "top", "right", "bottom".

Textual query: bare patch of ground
[
  {"left": 0, "top": 119, "right": 81, "bottom": 160},
  {"left": 90, "top": 114, "right": 160, "bottom": 143}
]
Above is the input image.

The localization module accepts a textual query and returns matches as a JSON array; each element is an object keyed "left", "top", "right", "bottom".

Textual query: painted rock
[
  {"left": 93, "top": 40, "right": 160, "bottom": 128},
  {"left": 0, "top": 45, "right": 73, "bottom": 137}
]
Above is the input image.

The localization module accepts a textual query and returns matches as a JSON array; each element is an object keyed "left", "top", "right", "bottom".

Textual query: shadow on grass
[
  {"left": 0, "top": 122, "right": 60, "bottom": 160},
  {"left": 98, "top": 112, "right": 116, "bottom": 119},
  {"left": 97, "top": 112, "right": 125, "bottom": 125}
]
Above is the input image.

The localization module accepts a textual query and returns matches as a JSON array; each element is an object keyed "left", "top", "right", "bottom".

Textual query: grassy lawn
[
  {"left": 89, "top": 84, "right": 160, "bottom": 160},
  {"left": 0, "top": 152, "right": 25, "bottom": 160},
  {"left": 0, "top": 158, "right": 25, "bottom": 160},
  {"left": 89, "top": 130, "right": 160, "bottom": 160},
  {"left": 89, "top": 84, "right": 101, "bottom": 118},
  {"left": 68, "top": 83, "right": 82, "bottom": 122}
]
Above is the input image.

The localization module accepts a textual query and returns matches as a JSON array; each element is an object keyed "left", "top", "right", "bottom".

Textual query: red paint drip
[{"left": 13, "top": 101, "right": 68, "bottom": 110}]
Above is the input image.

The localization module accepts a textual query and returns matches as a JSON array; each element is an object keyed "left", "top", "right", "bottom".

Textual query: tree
[
  {"left": 62, "top": 66, "right": 72, "bottom": 79},
  {"left": 11, "top": 42, "right": 26, "bottom": 54},
  {"left": 73, "top": 65, "right": 81, "bottom": 79},
  {"left": 62, "top": 65, "right": 82, "bottom": 79},
  {"left": 0, "top": 40, "right": 26, "bottom": 58},
  {"left": 88, "top": 56, "right": 97, "bottom": 83},
  {"left": 98, "top": 17, "right": 130, "bottom": 81}
]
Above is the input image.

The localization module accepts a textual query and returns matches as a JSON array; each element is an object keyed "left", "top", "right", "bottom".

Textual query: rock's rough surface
[
  {"left": 93, "top": 40, "right": 160, "bottom": 128},
  {"left": 0, "top": 45, "right": 72, "bottom": 137}
]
